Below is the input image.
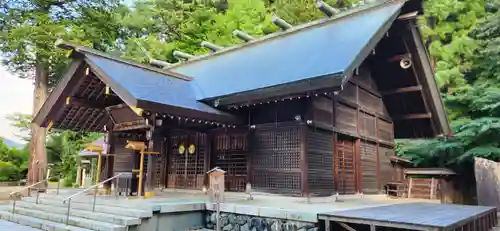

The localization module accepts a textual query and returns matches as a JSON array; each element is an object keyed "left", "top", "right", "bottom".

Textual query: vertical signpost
[{"left": 208, "top": 167, "right": 226, "bottom": 231}]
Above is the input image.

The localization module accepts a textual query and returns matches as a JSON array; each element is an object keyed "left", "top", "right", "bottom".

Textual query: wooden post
[
  {"left": 145, "top": 123, "right": 156, "bottom": 198},
  {"left": 301, "top": 125, "right": 309, "bottom": 197},
  {"left": 96, "top": 149, "right": 102, "bottom": 184},
  {"left": 370, "top": 225, "right": 376, "bottom": 231},
  {"left": 104, "top": 128, "right": 115, "bottom": 189},
  {"left": 138, "top": 149, "right": 145, "bottom": 197},
  {"left": 430, "top": 177, "right": 435, "bottom": 199},
  {"left": 408, "top": 178, "right": 413, "bottom": 198}
]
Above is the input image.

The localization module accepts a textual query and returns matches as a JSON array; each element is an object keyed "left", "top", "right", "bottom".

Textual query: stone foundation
[{"left": 205, "top": 212, "right": 318, "bottom": 231}]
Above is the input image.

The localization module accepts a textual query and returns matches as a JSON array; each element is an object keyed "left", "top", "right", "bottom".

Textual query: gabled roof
[
  {"left": 170, "top": 1, "right": 405, "bottom": 104},
  {"left": 32, "top": 44, "right": 241, "bottom": 129},
  {"left": 83, "top": 51, "right": 237, "bottom": 122},
  {"left": 79, "top": 137, "right": 106, "bottom": 157}
]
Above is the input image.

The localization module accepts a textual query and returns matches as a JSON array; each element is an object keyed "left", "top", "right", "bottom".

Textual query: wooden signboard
[{"left": 207, "top": 167, "right": 226, "bottom": 202}]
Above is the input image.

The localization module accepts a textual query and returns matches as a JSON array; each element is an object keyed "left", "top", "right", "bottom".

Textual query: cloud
[{"left": 0, "top": 66, "right": 33, "bottom": 144}]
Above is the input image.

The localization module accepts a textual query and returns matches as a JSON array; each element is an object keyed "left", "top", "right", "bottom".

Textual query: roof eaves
[
  {"left": 207, "top": 72, "right": 344, "bottom": 106},
  {"left": 83, "top": 55, "right": 139, "bottom": 108},
  {"left": 341, "top": 1, "right": 403, "bottom": 82},
  {"left": 167, "top": 0, "right": 407, "bottom": 71},
  {"left": 57, "top": 41, "right": 193, "bottom": 81}
]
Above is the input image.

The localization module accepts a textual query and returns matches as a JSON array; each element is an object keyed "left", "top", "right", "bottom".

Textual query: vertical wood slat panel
[
  {"left": 251, "top": 123, "right": 303, "bottom": 195},
  {"left": 336, "top": 138, "right": 356, "bottom": 194},
  {"left": 113, "top": 137, "right": 135, "bottom": 173},
  {"left": 336, "top": 103, "right": 357, "bottom": 134},
  {"left": 213, "top": 130, "right": 248, "bottom": 192},
  {"left": 167, "top": 131, "right": 206, "bottom": 189},
  {"left": 360, "top": 141, "right": 378, "bottom": 193},
  {"left": 359, "top": 112, "right": 377, "bottom": 138},
  {"left": 379, "top": 146, "right": 395, "bottom": 187},
  {"left": 307, "top": 128, "right": 334, "bottom": 195}
]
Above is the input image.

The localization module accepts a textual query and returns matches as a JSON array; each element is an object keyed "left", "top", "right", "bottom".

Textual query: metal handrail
[
  {"left": 10, "top": 174, "right": 62, "bottom": 215},
  {"left": 62, "top": 173, "right": 125, "bottom": 202},
  {"left": 9, "top": 175, "right": 59, "bottom": 196},
  {"left": 63, "top": 173, "right": 126, "bottom": 226}
]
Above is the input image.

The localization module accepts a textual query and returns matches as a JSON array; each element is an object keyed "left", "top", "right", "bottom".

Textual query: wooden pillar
[
  {"left": 301, "top": 125, "right": 309, "bottom": 197},
  {"left": 355, "top": 139, "right": 361, "bottom": 193},
  {"left": 145, "top": 116, "right": 157, "bottom": 198},
  {"left": 408, "top": 177, "right": 413, "bottom": 198},
  {"left": 324, "top": 219, "right": 330, "bottom": 231},
  {"left": 104, "top": 127, "right": 114, "bottom": 189}
]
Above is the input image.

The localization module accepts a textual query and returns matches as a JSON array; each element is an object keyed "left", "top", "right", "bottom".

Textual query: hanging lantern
[{"left": 178, "top": 144, "right": 185, "bottom": 154}]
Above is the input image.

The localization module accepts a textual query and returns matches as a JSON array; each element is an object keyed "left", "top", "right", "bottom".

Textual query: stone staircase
[{"left": 0, "top": 194, "right": 153, "bottom": 231}]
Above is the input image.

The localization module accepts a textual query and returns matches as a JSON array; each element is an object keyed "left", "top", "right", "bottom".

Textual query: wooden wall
[
  {"left": 250, "top": 122, "right": 305, "bottom": 195},
  {"left": 166, "top": 131, "right": 207, "bottom": 189},
  {"left": 212, "top": 130, "right": 248, "bottom": 192},
  {"left": 113, "top": 136, "right": 135, "bottom": 173},
  {"left": 306, "top": 127, "right": 334, "bottom": 195},
  {"left": 360, "top": 141, "right": 378, "bottom": 193},
  {"left": 334, "top": 64, "right": 396, "bottom": 193}
]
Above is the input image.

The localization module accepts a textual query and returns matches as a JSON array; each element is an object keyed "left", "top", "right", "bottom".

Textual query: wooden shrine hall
[{"left": 33, "top": 0, "right": 450, "bottom": 197}]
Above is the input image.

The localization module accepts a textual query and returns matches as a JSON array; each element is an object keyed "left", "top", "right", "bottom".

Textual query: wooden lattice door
[
  {"left": 167, "top": 132, "right": 206, "bottom": 189},
  {"left": 213, "top": 131, "right": 248, "bottom": 192},
  {"left": 336, "top": 139, "right": 356, "bottom": 194}
]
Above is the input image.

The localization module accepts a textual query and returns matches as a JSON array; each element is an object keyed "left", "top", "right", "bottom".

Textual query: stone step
[
  {"left": 0, "top": 219, "right": 43, "bottom": 230},
  {"left": 15, "top": 201, "right": 141, "bottom": 226},
  {"left": 0, "top": 210, "right": 92, "bottom": 231},
  {"left": 9, "top": 207, "right": 127, "bottom": 231},
  {"left": 22, "top": 198, "right": 152, "bottom": 218}
]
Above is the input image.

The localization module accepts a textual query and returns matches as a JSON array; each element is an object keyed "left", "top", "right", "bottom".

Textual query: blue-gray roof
[
  {"left": 83, "top": 52, "right": 237, "bottom": 122},
  {"left": 172, "top": 1, "right": 404, "bottom": 101}
]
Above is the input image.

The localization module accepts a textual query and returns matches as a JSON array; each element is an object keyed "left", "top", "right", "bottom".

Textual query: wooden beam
[
  {"left": 66, "top": 96, "right": 118, "bottom": 109},
  {"left": 381, "top": 85, "right": 422, "bottom": 95},
  {"left": 392, "top": 113, "right": 431, "bottom": 120},
  {"left": 338, "top": 222, "right": 357, "bottom": 231}
]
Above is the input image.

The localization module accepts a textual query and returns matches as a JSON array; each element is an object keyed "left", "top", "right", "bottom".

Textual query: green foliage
[
  {"left": 0, "top": 138, "right": 28, "bottom": 181},
  {"left": 46, "top": 130, "right": 100, "bottom": 183},
  {"left": 121, "top": 0, "right": 360, "bottom": 63},
  {"left": 419, "top": 0, "right": 486, "bottom": 91},
  {"left": 0, "top": 0, "right": 124, "bottom": 86},
  {"left": 0, "top": 161, "right": 21, "bottom": 181}
]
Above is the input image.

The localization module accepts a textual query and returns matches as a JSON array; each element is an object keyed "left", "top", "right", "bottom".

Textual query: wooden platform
[{"left": 318, "top": 202, "right": 497, "bottom": 231}]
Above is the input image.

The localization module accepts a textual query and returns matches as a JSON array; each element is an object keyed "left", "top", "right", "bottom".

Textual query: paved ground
[
  {"left": 40, "top": 187, "right": 438, "bottom": 214},
  {"left": 0, "top": 220, "right": 40, "bottom": 230}
]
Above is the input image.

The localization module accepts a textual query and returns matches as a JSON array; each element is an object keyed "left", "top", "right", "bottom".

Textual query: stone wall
[{"left": 205, "top": 211, "right": 318, "bottom": 231}]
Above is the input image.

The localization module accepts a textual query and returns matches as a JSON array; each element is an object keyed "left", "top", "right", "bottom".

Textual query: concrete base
[{"left": 132, "top": 212, "right": 203, "bottom": 231}]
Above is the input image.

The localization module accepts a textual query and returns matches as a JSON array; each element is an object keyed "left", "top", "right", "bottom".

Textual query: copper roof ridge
[{"left": 56, "top": 41, "right": 193, "bottom": 81}]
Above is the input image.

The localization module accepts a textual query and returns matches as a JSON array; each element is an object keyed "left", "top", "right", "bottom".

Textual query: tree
[
  {"left": 0, "top": 0, "right": 124, "bottom": 185},
  {"left": 6, "top": 113, "right": 33, "bottom": 142},
  {"left": 121, "top": 0, "right": 360, "bottom": 63},
  {"left": 46, "top": 130, "right": 101, "bottom": 184},
  {"left": 419, "top": 0, "right": 486, "bottom": 92}
]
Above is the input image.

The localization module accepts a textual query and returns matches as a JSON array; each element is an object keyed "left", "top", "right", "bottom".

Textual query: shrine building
[{"left": 33, "top": 0, "right": 450, "bottom": 197}]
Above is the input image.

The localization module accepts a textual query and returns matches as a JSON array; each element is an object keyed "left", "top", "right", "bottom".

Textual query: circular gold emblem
[
  {"left": 188, "top": 144, "right": 196, "bottom": 154},
  {"left": 178, "top": 144, "right": 185, "bottom": 154}
]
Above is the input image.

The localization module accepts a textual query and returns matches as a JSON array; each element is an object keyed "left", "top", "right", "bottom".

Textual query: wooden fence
[{"left": 475, "top": 157, "right": 500, "bottom": 209}]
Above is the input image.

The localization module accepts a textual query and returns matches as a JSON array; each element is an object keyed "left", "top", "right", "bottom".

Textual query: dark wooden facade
[
  {"left": 96, "top": 63, "right": 398, "bottom": 196},
  {"left": 33, "top": 0, "right": 450, "bottom": 197}
]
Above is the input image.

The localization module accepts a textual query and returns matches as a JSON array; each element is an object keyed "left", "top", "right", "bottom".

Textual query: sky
[{"left": 0, "top": 66, "right": 33, "bottom": 144}]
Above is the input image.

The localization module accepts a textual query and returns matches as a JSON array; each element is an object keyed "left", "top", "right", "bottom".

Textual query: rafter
[
  {"left": 65, "top": 96, "right": 119, "bottom": 109},
  {"left": 381, "top": 85, "right": 422, "bottom": 95},
  {"left": 392, "top": 113, "right": 431, "bottom": 120}
]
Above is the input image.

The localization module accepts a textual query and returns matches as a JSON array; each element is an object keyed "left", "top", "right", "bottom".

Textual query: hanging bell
[{"left": 400, "top": 57, "right": 412, "bottom": 69}]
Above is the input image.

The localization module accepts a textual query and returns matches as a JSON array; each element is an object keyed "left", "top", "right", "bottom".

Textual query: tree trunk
[{"left": 27, "top": 60, "right": 48, "bottom": 187}]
